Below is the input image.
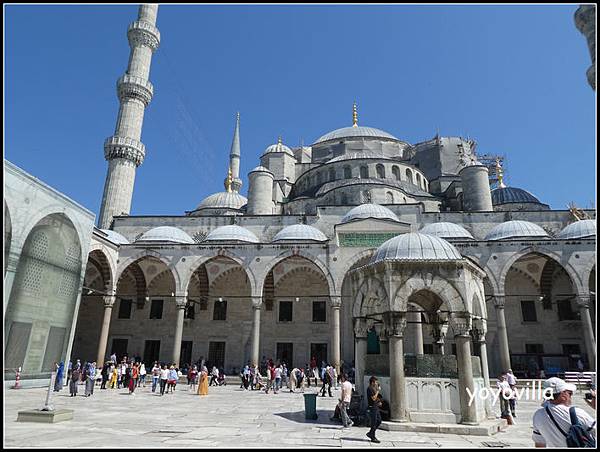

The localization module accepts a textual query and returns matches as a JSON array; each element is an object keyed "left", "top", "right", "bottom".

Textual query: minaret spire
[
  {"left": 98, "top": 5, "right": 160, "bottom": 228},
  {"left": 352, "top": 101, "right": 358, "bottom": 127},
  {"left": 495, "top": 157, "right": 507, "bottom": 188},
  {"left": 227, "top": 112, "right": 242, "bottom": 192}
]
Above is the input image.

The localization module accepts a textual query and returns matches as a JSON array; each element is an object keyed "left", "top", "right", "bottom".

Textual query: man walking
[
  {"left": 366, "top": 376, "right": 382, "bottom": 443},
  {"left": 338, "top": 373, "right": 354, "bottom": 428}
]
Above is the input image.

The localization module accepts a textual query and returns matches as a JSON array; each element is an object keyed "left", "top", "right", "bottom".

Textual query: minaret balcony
[
  {"left": 127, "top": 21, "right": 160, "bottom": 51},
  {"left": 117, "top": 75, "right": 154, "bottom": 106},
  {"left": 104, "top": 136, "right": 146, "bottom": 166}
]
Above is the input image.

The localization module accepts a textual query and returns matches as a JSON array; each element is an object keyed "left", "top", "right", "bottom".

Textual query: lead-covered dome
[
  {"left": 484, "top": 220, "right": 549, "bottom": 241},
  {"left": 315, "top": 126, "right": 399, "bottom": 145},
  {"left": 262, "top": 139, "right": 294, "bottom": 157},
  {"left": 272, "top": 224, "right": 328, "bottom": 242},
  {"left": 372, "top": 233, "right": 462, "bottom": 263},
  {"left": 194, "top": 191, "right": 248, "bottom": 212},
  {"left": 137, "top": 226, "right": 194, "bottom": 244},
  {"left": 204, "top": 225, "right": 259, "bottom": 243},
  {"left": 100, "top": 229, "right": 129, "bottom": 245},
  {"left": 491, "top": 187, "right": 543, "bottom": 206},
  {"left": 557, "top": 220, "right": 596, "bottom": 240},
  {"left": 420, "top": 222, "right": 474, "bottom": 240},
  {"left": 341, "top": 203, "right": 399, "bottom": 224}
]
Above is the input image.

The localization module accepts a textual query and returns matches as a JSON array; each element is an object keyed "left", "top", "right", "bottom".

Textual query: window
[
  {"left": 451, "top": 344, "right": 457, "bottom": 356},
  {"left": 150, "top": 299, "right": 163, "bottom": 319},
  {"left": 208, "top": 342, "right": 226, "bottom": 370},
  {"left": 118, "top": 299, "right": 132, "bottom": 319},
  {"left": 416, "top": 173, "right": 422, "bottom": 187},
  {"left": 311, "top": 343, "right": 327, "bottom": 365},
  {"left": 180, "top": 341, "right": 193, "bottom": 366},
  {"left": 184, "top": 302, "right": 195, "bottom": 319},
  {"left": 111, "top": 338, "right": 129, "bottom": 359},
  {"left": 406, "top": 168, "right": 414, "bottom": 185},
  {"left": 557, "top": 299, "right": 578, "bottom": 321},
  {"left": 360, "top": 166, "right": 369, "bottom": 179},
  {"left": 361, "top": 190, "right": 372, "bottom": 203},
  {"left": 279, "top": 301, "right": 293, "bottom": 322},
  {"left": 392, "top": 165, "right": 401, "bottom": 181},
  {"left": 143, "top": 340, "right": 160, "bottom": 367},
  {"left": 276, "top": 343, "right": 293, "bottom": 368},
  {"left": 344, "top": 166, "right": 352, "bottom": 179},
  {"left": 386, "top": 191, "right": 394, "bottom": 203},
  {"left": 213, "top": 299, "right": 227, "bottom": 320},
  {"left": 520, "top": 300, "right": 537, "bottom": 322},
  {"left": 312, "top": 301, "right": 327, "bottom": 322},
  {"left": 423, "top": 344, "right": 434, "bottom": 355},
  {"left": 376, "top": 164, "right": 385, "bottom": 179},
  {"left": 525, "top": 344, "right": 544, "bottom": 354}
]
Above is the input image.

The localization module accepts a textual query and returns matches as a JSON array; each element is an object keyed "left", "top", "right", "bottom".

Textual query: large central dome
[{"left": 314, "top": 126, "right": 399, "bottom": 145}]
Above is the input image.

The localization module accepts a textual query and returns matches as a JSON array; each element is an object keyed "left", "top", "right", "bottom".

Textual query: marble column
[
  {"left": 251, "top": 297, "right": 262, "bottom": 367},
  {"left": 330, "top": 296, "right": 342, "bottom": 374},
  {"left": 493, "top": 295, "right": 511, "bottom": 372},
  {"left": 172, "top": 295, "right": 187, "bottom": 367},
  {"left": 411, "top": 309, "right": 424, "bottom": 355},
  {"left": 354, "top": 318, "right": 368, "bottom": 397},
  {"left": 473, "top": 321, "right": 493, "bottom": 418},
  {"left": 452, "top": 316, "right": 478, "bottom": 425},
  {"left": 577, "top": 296, "right": 596, "bottom": 369},
  {"left": 387, "top": 312, "right": 408, "bottom": 422},
  {"left": 96, "top": 295, "right": 116, "bottom": 366}
]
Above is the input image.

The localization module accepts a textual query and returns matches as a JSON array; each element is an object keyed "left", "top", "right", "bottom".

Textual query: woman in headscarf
[
  {"left": 198, "top": 365, "right": 209, "bottom": 396},
  {"left": 54, "top": 362, "right": 64, "bottom": 392},
  {"left": 85, "top": 362, "right": 96, "bottom": 396}
]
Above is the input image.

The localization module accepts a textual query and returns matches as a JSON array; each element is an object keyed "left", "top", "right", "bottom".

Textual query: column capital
[
  {"left": 330, "top": 295, "right": 342, "bottom": 308},
  {"left": 354, "top": 318, "right": 369, "bottom": 339},
  {"left": 450, "top": 315, "right": 472, "bottom": 338},
  {"left": 103, "top": 295, "right": 117, "bottom": 308},
  {"left": 251, "top": 296, "right": 263, "bottom": 309},
  {"left": 385, "top": 312, "right": 407, "bottom": 338},
  {"left": 492, "top": 295, "right": 506, "bottom": 308},
  {"left": 471, "top": 318, "right": 487, "bottom": 343},
  {"left": 175, "top": 294, "right": 187, "bottom": 309},
  {"left": 576, "top": 295, "right": 593, "bottom": 308}
]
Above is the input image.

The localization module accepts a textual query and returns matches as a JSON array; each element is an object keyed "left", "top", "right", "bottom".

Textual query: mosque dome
[
  {"left": 249, "top": 165, "right": 273, "bottom": 174},
  {"left": 372, "top": 233, "right": 462, "bottom": 263},
  {"left": 272, "top": 224, "right": 328, "bottom": 242},
  {"left": 341, "top": 203, "right": 399, "bottom": 224},
  {"left": 420, "top": 222, "right": 474, "bottom": 240},
  {"left": 194, "top": 191, "right": 248, "bottom": 212},
  {"left": 557, "top": 220, "right": 596, "bottom": 240},
  {"left": 137, "top": 226, "right": 194, "bottom": 244},
  {"left": 484, "top": 220, "right": 549, "bottom": 241},
  {"left": 204, "top": 225, "right": 259, "bottom": 243},
  {"left": 315, "top": 126, "right": 398, "bottom": 145},
  {"left": 100, "top": 229, "right": 129, "bottom": 245},
  {"left": 328, "top": 151, "right": 394, "bottom": 163},
  {"left": 491, "top": 187, "right": 543, "bottom": 206},
  {"left": 262, "top": 139, "right": 294, "bottom": 157}
]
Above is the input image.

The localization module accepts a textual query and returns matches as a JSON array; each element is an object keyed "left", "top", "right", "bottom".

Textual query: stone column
[
  {"left": 354, "top": 318, "right": 368, "bottom": 397},
  {"left": 473, "top": 320, "right": 493, "bottom": 418},
  {"left": 493, "top": 295, "right": 511, "bottom": 373},
  {"left": 330, "top": 296, "right": 342, "bottom": 374},
  {"left": 577, "top": 296, "right": 596, "bottom": 369},
  {"left": 96, "top": 295, "right": 116, "bottom": 366},
  {"left": 452, "top": 316, "right": 478, "bottom": 425},
  {"left": 250, "top": 297, "right": 262, "bottom": 367},
  {"left": 411, "top": 309, "right": 424, "bottom": 355},
  {"left": 387, "top": 312, "right": 408, "bottom": 422},
  {"left": 172, "top": 295, "right": 187, "bottom": 367}
]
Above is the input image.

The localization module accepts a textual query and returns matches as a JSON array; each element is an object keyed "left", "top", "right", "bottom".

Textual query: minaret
[
  {"left": 226, "top": 112, "right": 243, "bottom": 192},
  {"left": 574, "top": 5, "right": 596, "bottom": 90},
  {"left": 98, "top": 5, "right": 160, "bottom": 228}
]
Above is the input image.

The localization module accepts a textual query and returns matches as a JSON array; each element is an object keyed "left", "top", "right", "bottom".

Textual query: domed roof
[
  {"left": 272, "top": 224, "right": 328, "bottom": 242},
  {"left": 557, "top": 220, "right": 596, "bottom": 240},
  {"left": 484, "top": 220, "right": 549, "bottom": 241},
  {"left": 204, "top": 225, "right": 259, "bottom": 243},
  {"left": 341, "top": 203, "right": 399, "bottom": 224},
  {"left": 137, "top": 226, "right": 194, "bottom": 244},
  {"left": 491, "top": 187, "right": 543, "bottom": 205},
  {"left": 328, "top": 150, "right": 393, "bottom": 163},
  {"left": 420, "top": 222, "right": 474, "bottom": 240},
  {"left": 262, "top": 139, "right": 294, "bottom": 157},
  {"left": 372, "top": 233, "right": 462, "bottom": 263},
  {"left": 195, "top": 191, "right": 248, "bottom": 211},
  {"left": 249, "top": 165, "right": 273, "bottom": 174},
  {"left": 100, "top": 229, "right": 129, "bottom": 245},
  {"left": 315, "top": 126, "right": 399, "bottom": 145}
]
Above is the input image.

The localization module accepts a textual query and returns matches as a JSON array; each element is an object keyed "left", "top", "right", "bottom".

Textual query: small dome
[
  {"left": 557, "top": 220, "right": 596, "bottom": 240},
  {"left": 262, "top": 140, "right": 294, "bottom": 157},
  {"left": 249, "top": 165, "right": 273, "bottom": 174},
  {"left": 341, "top": 203, "right": 399, "bottom": 224},
  {"left": 272, "top": 224, "right": 328, "bottom": 242},
  {"left": 100, "top": 229, "right": 129, "bottom": 245},
  {"left": 195, "top": 191, "right": 248, "bottom": 211},
  {"left": 492, "top": 187, "right": 543, "bottom": 205},
  {"left": 204, "top": 225, "right": 259, "bottom": 243},
  {"left": 315, "top": 126, "right": 398, "bottom": 144},
  {"left": 420, "top": 222, "right": 474, "bottom": 240},
  {"left": 484, "top": 220, "right": 549, "bottom": 241},
  {"left": 372, "top": 233, "right": 462, "bottom": 263},
  {"left": 137, "top": 226, "right": 194, "bottom": 244}
]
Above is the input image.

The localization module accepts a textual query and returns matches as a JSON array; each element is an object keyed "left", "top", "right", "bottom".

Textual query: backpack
[{"left": 545, "top": 405, "right": 596, "bottom": 448}]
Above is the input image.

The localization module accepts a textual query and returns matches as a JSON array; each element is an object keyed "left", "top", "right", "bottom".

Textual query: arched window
[
  {"left": 386, "top": 191, "right": 394, "bottom": 203},
  {"left": 328, "top": 168, "right": 336, "bottom": 181},
  {"left": 392, "top": 166, "right": 401, "bottom": 181},
  {"left": 361, "top": 190, "right": 372, "bottom": 203},
  {"left": 416, "top": 173, "right": 422, "bottom": 187},
  {"left": 406, "top": 168, "right": 414, "bottom": 185},
  {"left": 360, "top": 166, "right": 368, "bottom": 179},
  {"left": 376, "top": 164, "right": 385, "bottom": 179},
  {"left": 344, "top": 166, "right": 352, "bottom": 179}
]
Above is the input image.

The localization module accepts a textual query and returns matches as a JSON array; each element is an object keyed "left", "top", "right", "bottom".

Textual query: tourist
[
  {"left": 217, "top": 368, "right": 226, "bottom": 386},
  {"left": 209, "top": 366, "right": 219, "bottom": 386},
  {"left": 274, "top": 364, "right": 282, "bottom": 393},
  {"left": 167, "top": 365, "right": 178, "bottom": 393},
  {"left": 151, "top": 362, "right": 160, "bottom": 392},
  {"left": 253, "top": 365, "right": 264, "bottom": 390},
  {"left": 198, "top": 365, "right": 209, "bottom": 396},
  {"left": 331, "top": 365, "right": 338, "bottom": 390},
  {"left": 110, "top": 352, "right": 117, "bottom": 365},
  {"left": 189, "top": 365, "right": 198, "bottom": 392},
  {"left": 242, "top": 364, "right": 250, "bottom": 390},
  {"left": 159, "top": 364, "right": 169, "bottom": 396},
  {"left": 109, "top": 365, "right": 118, "bottom": 389},
  {"left": 305, "top": 363, "right": 312, "bottom": 388},
  {"left": 366, "top": 376, "right": 382, "bottom": 443},
  {"left": 532, "top": 377, "right": 596, "bottom": 447},
  {"left": 84, "top": 362, "right": 96, "bottom": 397},
  {"left": 506, "top": 369, "right": 517, "bottom": 417},
  {"left": 54, "top": 362, "right": 64, "bottom": 392},
  {"left": 334, "top": 373, "right": 354, "bottom": 428},
  {"left": 289, "top": 367, "right": 299, "bottom": 393},
  {"left": 320, "top": 364, "right": 333, "bottom": 397},
  {"left": 70, "top": 364, "right": 81, "bottom": 397},
  {"left": 100, "top": 361, "right": 109, "bottom": 389},
  {"left": 265, "top": 360, "right": 275, "bottom": 394},
  {"left": 297, "top": 367, "right": 305, "bottom": 392},
  {"left": 496, "top": 374, "right": 512, "bottom": 420},
  {"left": 129, "top": 362, "right": 139, "bottom": 395},
  {"left": 66, "top": 360, "right": 73, "bottom": 388},
  {"left": 282, "top": 363, "right": 288, "bottom": 389},
  {"left": 139, "top": 362, "right": 147, "bottom": 387}
]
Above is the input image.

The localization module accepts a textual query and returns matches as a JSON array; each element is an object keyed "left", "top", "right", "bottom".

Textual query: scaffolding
[{"left": 476, "top": 153, "right": 506, "bottom": 190}]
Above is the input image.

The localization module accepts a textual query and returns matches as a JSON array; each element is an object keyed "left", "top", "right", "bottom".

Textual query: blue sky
[{"left": 5, "top": 4, "right": 596, "bottom": 219}]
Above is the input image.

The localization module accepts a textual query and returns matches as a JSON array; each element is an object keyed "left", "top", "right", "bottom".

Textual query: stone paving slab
[{"left": 4, "top": 383, "right": 595, "bottom": 448}]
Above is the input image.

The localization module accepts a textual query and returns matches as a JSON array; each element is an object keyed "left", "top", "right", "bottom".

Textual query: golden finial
[
  {"left": 352, "top": 101, "right": 358, "bottom": 127},
  {"left": 495, "top": 157, "right": 506, "bottom": 188},
  {"left": 225, "top": 166, "right": 233, "bottom": 193}
]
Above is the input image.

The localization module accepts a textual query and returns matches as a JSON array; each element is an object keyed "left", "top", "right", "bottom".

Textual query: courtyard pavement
[{"left": 3, "top": 381, "right": 595, "bottom": 448}]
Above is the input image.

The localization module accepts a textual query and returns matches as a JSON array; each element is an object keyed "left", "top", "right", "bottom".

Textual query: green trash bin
[{"left": 303, "top": 393, "right": 318, "bottom": 420}]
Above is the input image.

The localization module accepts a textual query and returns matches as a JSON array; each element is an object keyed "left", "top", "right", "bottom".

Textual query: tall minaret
[
  {"left": 227, "top": 112, "right": 243, "bottom": 192},
  {"left": 98, "top": 5, "right": 160, "bottom": 228}
]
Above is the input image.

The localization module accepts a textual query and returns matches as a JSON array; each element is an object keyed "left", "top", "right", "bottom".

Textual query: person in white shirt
[
  {"left": 338, "top": 373, "right": 354, "bottom": 428},
  {"left": 159, "top": 364, "right": 169, "bottom": 396},
  {"left": 532, "top": 378, "right": 596, "bottom": 447},
  {"left": 496, "top": 374, "right": 512, "bottom": 419},
  {"left": 209, "top": 366, "right": 219, "bottom": 386},
  {"left": 138, "top": 363, "right": 146, "bottom": 387},
  {"left": 506, "top": 369, "right": 518, "bottom": 418}
]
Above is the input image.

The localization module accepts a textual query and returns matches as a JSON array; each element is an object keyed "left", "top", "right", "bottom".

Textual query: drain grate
[{"left": 481, "top": 441, "right": 510, "bottom": 448}]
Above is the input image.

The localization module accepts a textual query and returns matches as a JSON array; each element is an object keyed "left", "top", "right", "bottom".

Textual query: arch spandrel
[
  {"left": 352, "top": 277, "right": 389, "bottom": 318},
  {"left": 391, "top": 275, "right": 466, "bottom": 314},
  {"left": 116, "top": 250, "right": 182, "bottom": 294}
]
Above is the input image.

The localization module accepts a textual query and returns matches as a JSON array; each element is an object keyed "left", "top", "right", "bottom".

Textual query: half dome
[
  {"left": 315, "top": 126, "right": 398, "bottom": 145},
  {"left": 372, "top": 233, "right": 462, "bottom": 263},
  {"left": 420, "top": 222, "right": 474, "bottom": 240},
  {"left": 137, "top": 226, "right": 194, "bottom": 244},
  {"left": 341, "top": 203, "right": 399, "bottom": 224},
  {"left": 484, "top": 220, "right": 549, "bottom": 241},
  {"left": 100, "top": 229, "right": 129, "bottom": 245},
  {"left": 557, "top": 219, "right": 596, "bottom": 240},
  {"left": 204, "top": 225, "right": 259, "bottom": 243},
  {"left": 272, "top": 224, "right": 328, "bottom": 242}
]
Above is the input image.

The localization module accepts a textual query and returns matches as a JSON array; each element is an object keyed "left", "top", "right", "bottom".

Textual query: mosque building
[{"left": 4, "top": 5, "right": 595, "bottom": 426}]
